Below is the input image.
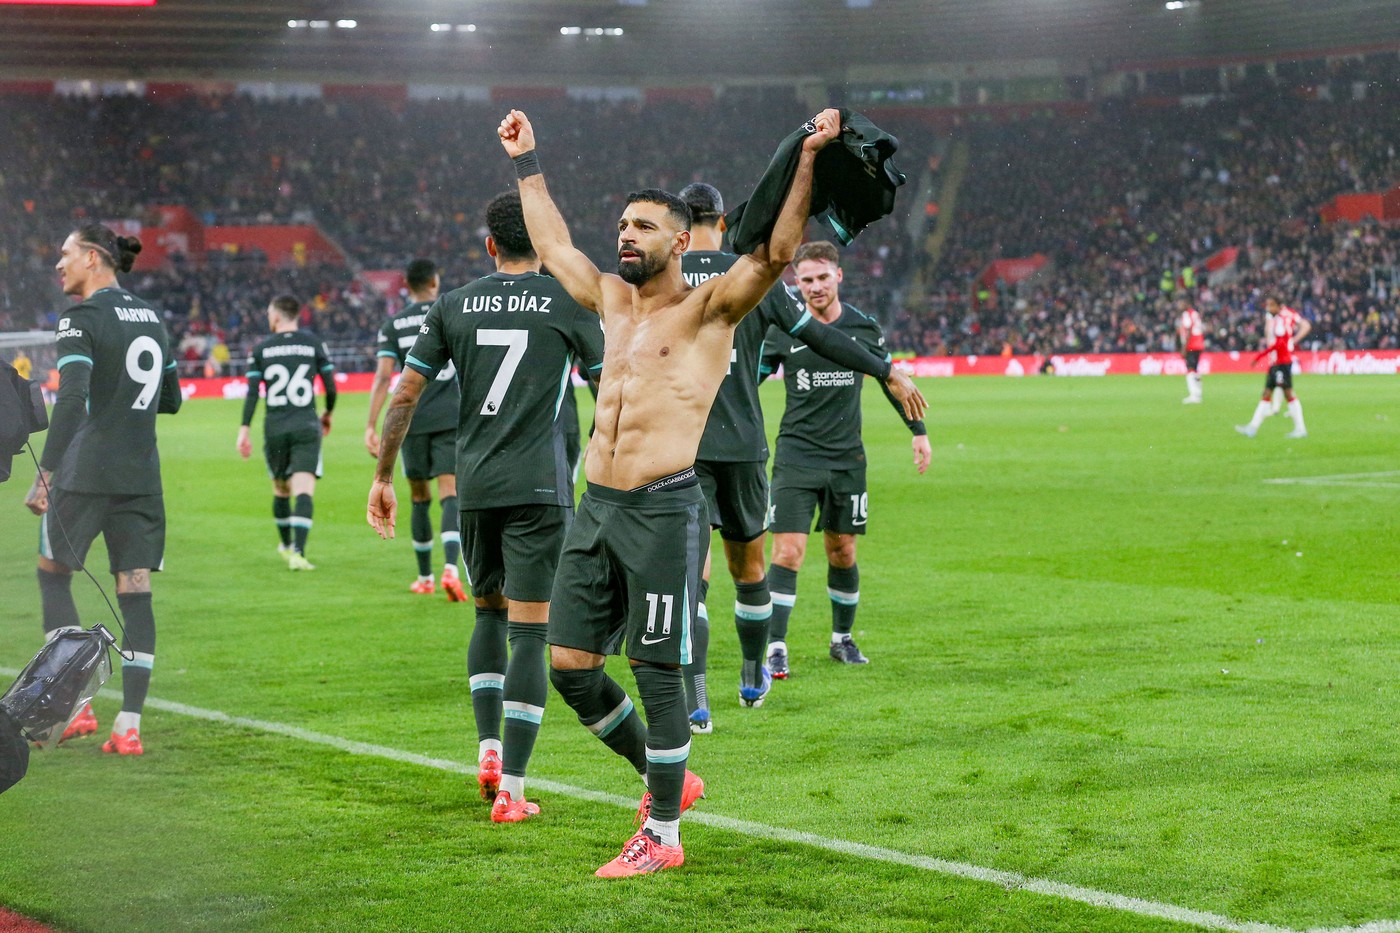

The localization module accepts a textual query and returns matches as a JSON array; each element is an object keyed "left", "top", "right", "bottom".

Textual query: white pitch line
[
  {"left": 1264, "top": 470, "right": 1400, "bottom": 489},
  {"left": 5, "top": 670, "right": 1396, "bottom": 933}
]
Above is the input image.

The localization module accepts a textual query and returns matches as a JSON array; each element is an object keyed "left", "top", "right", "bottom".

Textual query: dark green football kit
[
  {"left": 376, "top": 299, "right": 460, "bottom": 481},
  {"left": 761, "top": 302, "right": 924, "bottom": 536},
  {"left": 684, "top": 250, "right": 893, "bottom": 542},
  {"left": 405, "top": 271, "right": 604, "bottom": 602},
  {"left": 242, "top": 330, "right": 336, "bottom": 479},
  {"left": 39, "top": 286, "right": 182, "bottom": 573},
  {"left": 548, "top": 471, "right": 709, "bottom": 666}
]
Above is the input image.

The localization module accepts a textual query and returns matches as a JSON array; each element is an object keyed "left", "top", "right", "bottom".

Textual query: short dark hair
[
  {"left": 405, "top": 258, "right": 437, "bottom": 291},
  {"left": 625, "top": 189, "right": 691, "bottom": 231},
  {"left": 793, "top": 240, "right": 841, "bottom": 267},
  {"left": 269, "top": 295, "right": 301, "bottom": 319},
  {"left": 73, "top": 223, "right": 141, "bottom": 274},
  {"left": 677, "top": 183, "right": 723, "bottom": 225},
  {"left": 485, "top": 191, "right": 535, "bottom": 261}
]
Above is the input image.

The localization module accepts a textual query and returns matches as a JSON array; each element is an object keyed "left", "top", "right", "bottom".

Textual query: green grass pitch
[{"left": 1, "top": 373, "right": 1398, "bottom": 932}]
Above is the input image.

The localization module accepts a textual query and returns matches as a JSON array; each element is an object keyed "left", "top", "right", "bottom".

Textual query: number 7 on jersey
[{"left": 476, "top": 329, "right": 528, "bottom": 416}]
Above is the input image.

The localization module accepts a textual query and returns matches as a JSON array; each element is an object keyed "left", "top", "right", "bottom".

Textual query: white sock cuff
[
  {"left": 643, "top": 816, "right": 681, "bottom": 847},
  {"left": 470, "top": 672, "right": 505, "bottom": 692},
  {"left": 499, "top": 773, "right": 524, "bottom": 800}
]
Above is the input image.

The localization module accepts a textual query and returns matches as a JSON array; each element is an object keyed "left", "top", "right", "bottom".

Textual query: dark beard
[{"left": 617, "top": 250, "right": 665, "bottom": 286}]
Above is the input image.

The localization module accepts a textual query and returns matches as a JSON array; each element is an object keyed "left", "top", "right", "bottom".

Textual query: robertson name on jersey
[{"left": 246, "top": 331, "right": 335, "bottom": 435}]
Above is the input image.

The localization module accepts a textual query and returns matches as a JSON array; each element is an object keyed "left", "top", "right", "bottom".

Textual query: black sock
[
  {"left": 117, "top": 592, "right": 156, "bottom": 715},
  {"left": 411, "top": 500, "right": 433, "bottom": 577},
  {"left": 37, "top": 568, "right": 80, "bottom": 637},
  {"left": 549, "top": 666, "right": 647, "bottom": 775},
  {"left": 828, "top": 563, "right": 859, "bottom": 636},
  {"left": 683, "top": 593, "right": 709, "bottom": 716},
  {"left": 440, "top": 496, "right": 461, "bottom": 571},
  {"left": 633, "top": 663, "right": 690, "bottom": 823},
  {"left": 768, "top": 564, "right": 799, "bottom": 643},
  {"left": 734, "top": 577, "right": 772, "bottom": 687},
  {"left": 273, "top": 496, "right": 292, "bottom": 547},
  {"left": 502, "top": 623, "right": 548, "bottom": 778},
  {"left": 292, "top": 494, "right": 313, "bottom": 555},
  {"left": 467, "top": 607, "right": 508, "bottom": 744}
]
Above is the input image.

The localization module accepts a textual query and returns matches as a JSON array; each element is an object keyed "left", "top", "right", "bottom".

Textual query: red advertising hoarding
[
  {"left": 172, "top": 351, "right": 1399, "bottom": 403},
  {"left": 0, "top": 1, "right": 154, "bottom": 5},
  {"left": 893, "top": 350, "right": 1400, "bottom": 379}
]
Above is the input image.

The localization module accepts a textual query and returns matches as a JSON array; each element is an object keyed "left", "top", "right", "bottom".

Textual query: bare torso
[{"left": 586, "top": 278, "right": 735, "bottom": 490}]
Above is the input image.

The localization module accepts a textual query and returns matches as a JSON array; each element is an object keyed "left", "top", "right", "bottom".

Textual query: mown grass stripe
[{"left": 9, "top": 670, "right": 1385, "bottom": 933}]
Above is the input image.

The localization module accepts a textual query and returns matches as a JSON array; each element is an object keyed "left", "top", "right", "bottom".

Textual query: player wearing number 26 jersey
[
  {"left": 238, "top": 295, "right": 337, "bottom": 570},
  {"left": 27, "top": 224, "right": 183, "bottom": 756}
]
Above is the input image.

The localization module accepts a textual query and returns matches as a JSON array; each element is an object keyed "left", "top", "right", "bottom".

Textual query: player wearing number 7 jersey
[
  {"left": 367, "top": 190, "right": 605, "bottom": 823},
  {"left": 237, "top": 295, "right": 337, "bottom": 570},
  {"left": 25, "top": 225, "right": 183, "bottom": 756}
]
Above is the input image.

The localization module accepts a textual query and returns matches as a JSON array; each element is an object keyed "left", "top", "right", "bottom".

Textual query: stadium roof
[{"left": 0, "top": 0, "right": 1398, "bottom": 84}]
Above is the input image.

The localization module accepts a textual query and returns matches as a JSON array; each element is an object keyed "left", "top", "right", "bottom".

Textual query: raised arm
[
  {"left": 707, "top": 109, "right": 842, "bottom": 324},
  {"left": 498, "top": 110, "right": 606, "bottom": 314}
]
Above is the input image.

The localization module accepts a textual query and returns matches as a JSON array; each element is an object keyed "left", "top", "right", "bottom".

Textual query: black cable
[{"left": 23, "top": 440, "right": 132, "bottom": 661}]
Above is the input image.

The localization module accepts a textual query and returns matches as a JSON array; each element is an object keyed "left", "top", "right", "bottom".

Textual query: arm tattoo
[{"left": 375, "top": 395, "right": 415, "bottom": 483}]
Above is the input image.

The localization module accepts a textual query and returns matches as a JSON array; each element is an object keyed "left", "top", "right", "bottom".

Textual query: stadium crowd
[
  {"left": 900, "top": 59, "right": 1400, "bottom": 356},
  {"left": 2, "top": 61, "right": 1398, "bottom": 370}
]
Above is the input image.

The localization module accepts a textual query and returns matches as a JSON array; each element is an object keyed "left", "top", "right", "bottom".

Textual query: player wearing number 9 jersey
[
  {"left": 26, "top": 224, "right": 183, "bottom": 756},
  {"left": 237, "top": 296, "right": 337, "bottom": 570}
]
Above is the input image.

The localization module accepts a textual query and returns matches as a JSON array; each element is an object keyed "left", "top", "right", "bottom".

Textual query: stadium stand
[{"left": 2, "top": 58, "right": 1397, "bottom": 370}]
